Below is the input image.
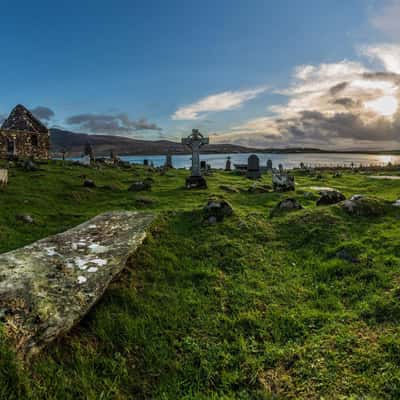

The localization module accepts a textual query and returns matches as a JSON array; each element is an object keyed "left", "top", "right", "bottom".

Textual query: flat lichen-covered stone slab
[{"left": 0, "top": 211, "right": 154, "bottom": 358}]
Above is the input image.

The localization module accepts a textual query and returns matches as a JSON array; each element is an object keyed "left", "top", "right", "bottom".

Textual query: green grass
[{"left": 2, "top": 161, "right": 400, "bottom": 399}]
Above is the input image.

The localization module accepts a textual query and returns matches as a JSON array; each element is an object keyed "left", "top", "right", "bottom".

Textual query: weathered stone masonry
[
  {"left": 0, "top": 129, "right": 50, "bottom": 160},
  {"left": 0, "top": 104, "right": 50, "bottom": 160}
]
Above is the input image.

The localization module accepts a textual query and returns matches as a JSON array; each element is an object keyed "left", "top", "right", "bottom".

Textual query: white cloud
[
  {"left": 171, "top": 87, "right": 267, "bottom": 120},
  {"left": 362, "top": 44, "right": 400, "bottom": 74},
  {"left": 212, "top": 54, "right": 400, "bottom": 149}
]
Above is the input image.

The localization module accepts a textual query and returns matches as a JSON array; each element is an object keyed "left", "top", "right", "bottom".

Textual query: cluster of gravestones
[{"left": 181, "top": 132, "right": 297, "bottom": 192}]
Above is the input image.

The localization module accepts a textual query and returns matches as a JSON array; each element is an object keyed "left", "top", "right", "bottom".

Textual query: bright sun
[{"left": 364, "top": 95, "right": 398, "bottom": 117}]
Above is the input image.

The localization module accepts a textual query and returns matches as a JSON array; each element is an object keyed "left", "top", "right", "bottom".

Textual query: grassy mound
[{"left": 1, "top": 162, "right": 400, "bottom": 399}]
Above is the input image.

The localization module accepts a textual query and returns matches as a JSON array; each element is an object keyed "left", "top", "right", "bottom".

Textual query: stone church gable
[{"left": 0, "top": 104, "right": 50, "bottom": 160}]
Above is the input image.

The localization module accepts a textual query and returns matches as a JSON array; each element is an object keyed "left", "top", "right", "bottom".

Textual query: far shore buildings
[{"left": 0, "top": 104, "right": 50, "bottom": 160}]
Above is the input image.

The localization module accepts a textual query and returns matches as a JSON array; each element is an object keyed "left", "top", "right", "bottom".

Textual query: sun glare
[{"left": 364, "top": 95, "right": 398, "bottom": 117}]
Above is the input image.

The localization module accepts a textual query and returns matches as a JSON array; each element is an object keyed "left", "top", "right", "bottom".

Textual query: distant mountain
[
  {"left": 50, "top": 128, "right": 400, "bottom": 156},
  {"left": 49, "top": 128, "right": 259, "bottom": 156}
]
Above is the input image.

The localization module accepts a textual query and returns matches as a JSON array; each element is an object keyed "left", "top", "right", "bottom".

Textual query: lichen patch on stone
[{"left": 77, "top": 276, "right": 87, "bottom": 284}]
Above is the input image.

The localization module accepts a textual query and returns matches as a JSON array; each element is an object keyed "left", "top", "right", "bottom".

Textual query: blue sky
[{"left": 1, "top": 0, "right": 400, "bottom": 149}]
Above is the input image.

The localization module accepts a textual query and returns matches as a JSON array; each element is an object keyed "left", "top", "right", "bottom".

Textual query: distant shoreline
[{"left": 54, "top": 149, "right": 400, "bottom": 157}]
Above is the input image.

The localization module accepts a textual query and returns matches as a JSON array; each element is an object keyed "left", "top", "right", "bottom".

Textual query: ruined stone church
[{"left": 0, "top": 104, "right": 50, "bottom": 160}]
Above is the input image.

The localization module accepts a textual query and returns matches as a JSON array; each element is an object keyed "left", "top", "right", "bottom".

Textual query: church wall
[{"left": 0, "top": 129, "right": 50, "bottom": 160}]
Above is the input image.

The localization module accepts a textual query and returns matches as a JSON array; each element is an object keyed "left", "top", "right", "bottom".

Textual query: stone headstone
[
  {"left": 181, "top": 129, "right": 209, "bottom": 189},
  {"left": 165, "top": 153, "right": 173, "bottom": 168},
  {"left": 272, "top": 173, "right": 295, "bottom": 192},
  {"left": 84, "top": 142, "right": 95, "bottom": 163},
  {"left": 0, "top": 211, "right": 154, "bottom": 358},
  {"left": 225, "top": 157, "right": 232, "bottom": 171},
  {"left": 246, "top": 154, "right": 261, "bottom": 179},
  {"left": 200, "top": 160, "right": 207, "bottom": 170},
  {"left": 110, "top": 150, "right": 119, "bottom": 164},
  {"left": 278, "top": 163, "right": 284, "bottom": 173},
  {"left": 143, "top": 159, "right": 149, "bottom": 166},
  {"left": 266, "top": 159, "right": 273, "bottom": 171}
]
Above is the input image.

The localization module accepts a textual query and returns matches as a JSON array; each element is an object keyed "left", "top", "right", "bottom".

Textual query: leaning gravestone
[
  {"left": 0, "top": 211, "right": 154, "bottom": 358},
  {"left": 247, "top": 154, "right": 261, "bottom": 179}
]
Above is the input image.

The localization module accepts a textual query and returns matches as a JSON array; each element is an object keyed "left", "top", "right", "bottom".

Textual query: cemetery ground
[{"left": 2, "top": 162, "right": 400, "bottom": 399}]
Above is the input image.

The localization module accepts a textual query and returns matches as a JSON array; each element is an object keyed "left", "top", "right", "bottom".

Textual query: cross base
[{"left": 185, "top": 175, "right": 207, "bottom": 189}]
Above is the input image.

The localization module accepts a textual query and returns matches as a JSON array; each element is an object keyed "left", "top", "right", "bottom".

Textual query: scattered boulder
[
  {"left": 186, "top": 175, "right": 207, "bottom": 189},
  {"left": 0, "top": 211, "right": 154, "bottom": 358},
  {"left": 128, "top": 181, "right": 152, "bottom": 192},
  {"left": 83, "top": 179, "right": 96, "bottom": 188},
  {"left": 272, "top": 173, "right": 295, "bottom": 192},
  {"left": 270, "top": 198, "right": 303, "bottom": 217},
  {"left": 203, "top": 198, "right": 233, "bottom": 223},
  {"left": 342, "top": 196, "right": 386, "bottom": 217},
  {"left": 16, "top": 214, "right": 34, "bottom": 224},
  {"left": 316, "top": 190, "right": 345, "bottom": 206}
]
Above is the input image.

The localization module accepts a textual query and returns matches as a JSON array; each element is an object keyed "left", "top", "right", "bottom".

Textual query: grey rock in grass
[
  {"left": 270, "top": 198, "right": 303, "bottom": 217},
  {"left": 316, "top": 190, "right": 346, "bottom": 206},
  {"left": 342, "top": 196, "right": 386, "bottom": 217},
  {"left": 0, "top": 211, "right": 154, "bottom": 358},
  {"left": 203, "top": 198, "right": 233, "bottom": 223}
]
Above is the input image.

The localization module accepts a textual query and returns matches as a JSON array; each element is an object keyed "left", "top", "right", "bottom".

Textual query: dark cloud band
[{"left": 66, "top": 113, "right": 162, "bottom": 134}]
